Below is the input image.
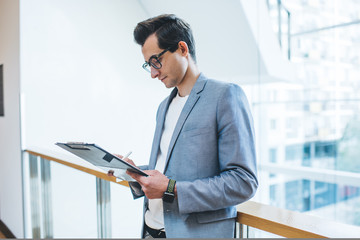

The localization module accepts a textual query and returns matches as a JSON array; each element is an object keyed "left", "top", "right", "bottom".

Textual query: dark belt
[{"left": 144, "top": 224, "right": 166, "bottom": 238}]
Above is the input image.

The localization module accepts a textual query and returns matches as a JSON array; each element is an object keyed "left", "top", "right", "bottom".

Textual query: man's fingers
[
  {"left": 125, "top": 159, "right": 136, "bottom": 167},
  {"left": 113, "top": 153, "right": 137, "bottom": 167},
  {"left": 126, "top": 170, "right": 145, "bottom": 182},
  {"left": 126, "top": 170, "right": 138, "bottom": 179},
  {"left": 113, "top": 154, "right": 124, "bottom": 159},
  {"left": 107, "top": 170, "right": 114, "bottom": 176},
  {"left": 143, "top": 170, "right": 159, "bottom": 176}
]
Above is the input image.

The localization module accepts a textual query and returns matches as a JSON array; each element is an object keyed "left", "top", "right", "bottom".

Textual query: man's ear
[{"left": 178, "top": 41, "right": 189, "bottom": 57}]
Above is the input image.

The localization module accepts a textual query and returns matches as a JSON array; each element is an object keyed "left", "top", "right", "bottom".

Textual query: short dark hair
[{"left": 134, "top": 14, "right": 196, "bottom": 62}]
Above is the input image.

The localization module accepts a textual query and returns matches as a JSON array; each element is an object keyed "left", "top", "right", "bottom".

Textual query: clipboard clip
[{"left": 65, "top": 142, "right": 90, "bottom": 150}]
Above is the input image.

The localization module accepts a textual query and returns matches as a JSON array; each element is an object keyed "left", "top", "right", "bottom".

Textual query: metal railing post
[
  {"left": 239, "top": 223, "right": 250, "bottom": 239},
  {"left": 287, "top": 10, "right": 291, "bottom": 60},
  {"left": 96, "top": 177, "right": 112, "bottom": 238},
  {"left": 28, "top": 153, "right": 54, "bottom": 238},
  {"left": 239, "top": 223, "right": 244, "bottom": 239},
  {"left": 40, "top": 157, "right": 53, "bottom": 238},
  {"left": 29, "top": 154, "right": 41, "bottom": 239},
  {"left": 277, "top": 0, "right": 282, "bottom": 47}
]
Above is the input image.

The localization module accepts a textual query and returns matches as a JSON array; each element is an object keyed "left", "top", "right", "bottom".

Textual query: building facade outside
[{"left": 254, "top": 0, "right": 360, "bottom": 229}]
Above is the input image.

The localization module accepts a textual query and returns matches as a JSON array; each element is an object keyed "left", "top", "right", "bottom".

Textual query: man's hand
[
  {"left": 107, "top": 154, "right": 136, "bottom": 176},
  {"left": 127, "top": 170, "right": 169, "bottom": 199}
]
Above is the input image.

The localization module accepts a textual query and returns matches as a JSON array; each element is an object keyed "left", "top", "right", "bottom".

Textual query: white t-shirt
[{"left": 144, "top": 93, "right": 189, "bottom": 230}]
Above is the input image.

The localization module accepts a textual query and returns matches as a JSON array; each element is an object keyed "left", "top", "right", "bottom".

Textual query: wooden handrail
[
  {"left": 237, "top": 200, "right": 360, "bottom": 238},
  {"left": 25, "top": 149, "right": 129, "bottom": 187},
  {"left": 25, "top": 149, "right": 360, "bottom": 238}
]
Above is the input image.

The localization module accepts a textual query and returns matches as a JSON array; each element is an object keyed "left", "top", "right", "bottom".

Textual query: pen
[{"left": 121, "top": 151, "right": 132, "bottom": 160}]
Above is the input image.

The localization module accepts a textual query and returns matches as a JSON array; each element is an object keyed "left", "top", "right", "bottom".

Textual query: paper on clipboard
[{"left": 55, "top": 142, "right": 148, "bottom": 182}]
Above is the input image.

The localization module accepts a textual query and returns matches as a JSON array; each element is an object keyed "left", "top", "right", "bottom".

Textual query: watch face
[{"left": 162, "top": 192, "right": 175, "bottom": 203}]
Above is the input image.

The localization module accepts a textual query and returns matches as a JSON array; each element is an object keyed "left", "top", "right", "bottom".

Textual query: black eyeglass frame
[{"left": 142, "top": 47, "right": 171, "bottom": 73}]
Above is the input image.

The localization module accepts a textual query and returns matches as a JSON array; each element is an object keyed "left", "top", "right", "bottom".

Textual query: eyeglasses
[{"left": 142, "top": 47, "right": 170, "bottom": 73}]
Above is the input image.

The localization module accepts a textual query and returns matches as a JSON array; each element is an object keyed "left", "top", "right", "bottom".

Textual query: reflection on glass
[{"left": 256, "top": 0, "right": 360, "bottom": 228}]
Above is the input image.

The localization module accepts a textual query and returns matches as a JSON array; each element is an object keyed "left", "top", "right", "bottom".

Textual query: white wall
[
  {"left": 20, "top": 0, "right": 168, "bottom": 237},
  {"left": 0, "top": 0, "right": 23, "bottom": 237},
  {"left": 20, "top": 0, "right": 169, "bottom": 160}
]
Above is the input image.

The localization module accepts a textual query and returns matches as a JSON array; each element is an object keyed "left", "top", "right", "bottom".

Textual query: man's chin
[{"left": 163, "top": 82, "right": 174, "bottom": 89}]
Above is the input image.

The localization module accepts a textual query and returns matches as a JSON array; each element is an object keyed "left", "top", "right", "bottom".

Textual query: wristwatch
[{"left": 162, "top": 179, "right": 176, "bottom": 203}]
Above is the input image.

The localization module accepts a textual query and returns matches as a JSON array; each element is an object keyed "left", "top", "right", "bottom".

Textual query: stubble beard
[{"left": 164, "top": 77, "right": 178, "bottom": 89}]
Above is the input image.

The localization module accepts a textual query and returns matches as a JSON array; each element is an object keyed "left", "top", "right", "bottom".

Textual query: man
[{"left": 124, "top": 14, "right": 258, "bottom": 238}]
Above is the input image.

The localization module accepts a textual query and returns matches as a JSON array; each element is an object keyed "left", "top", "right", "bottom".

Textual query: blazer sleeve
[{"left": 176, "top": 84, "right": 258, "bottom": 214}]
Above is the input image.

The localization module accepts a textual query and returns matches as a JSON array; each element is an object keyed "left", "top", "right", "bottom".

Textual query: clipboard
[{"left": 55, "top": 142, "right": 148, "bottom": 182}]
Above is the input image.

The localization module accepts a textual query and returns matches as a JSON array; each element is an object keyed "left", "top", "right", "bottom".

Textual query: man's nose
[{"left": 151, "top": 67, "right": 159, "bottom": 79}]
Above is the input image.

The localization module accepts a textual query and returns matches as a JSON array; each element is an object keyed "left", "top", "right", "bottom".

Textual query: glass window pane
[
  {"left": 110, "top": 182, "right": 143, "bottom": 238},
  {"left": 256, "top": 0, "right": 360, "bottom": 228},
  {"left": 50, "top": 161, "right": 98, "bottom": 237}
]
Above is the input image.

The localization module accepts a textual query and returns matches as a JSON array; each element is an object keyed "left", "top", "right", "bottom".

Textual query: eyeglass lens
[
  {"left": 143, "top": 48, "right": 170, "bottom": 73},
  {"left": 143, "top": 58, "right": 161, "bottom": 72}
]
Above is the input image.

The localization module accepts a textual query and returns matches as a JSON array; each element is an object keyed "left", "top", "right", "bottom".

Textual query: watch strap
[{"left": 166, "top": 179, "right": 176, "bottom": 194}]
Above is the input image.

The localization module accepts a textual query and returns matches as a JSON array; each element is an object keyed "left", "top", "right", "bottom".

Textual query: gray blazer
[{"left": 139, "top": 73, "right": 258, "bottom": 238}]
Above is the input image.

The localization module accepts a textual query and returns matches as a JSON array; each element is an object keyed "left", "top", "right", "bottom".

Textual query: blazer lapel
[
  {"left": 163, "top": 73, "right": 208, "bottom": 173},
  {"left": 149, "top": 88, "right": 178, "bottom": 169}
]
